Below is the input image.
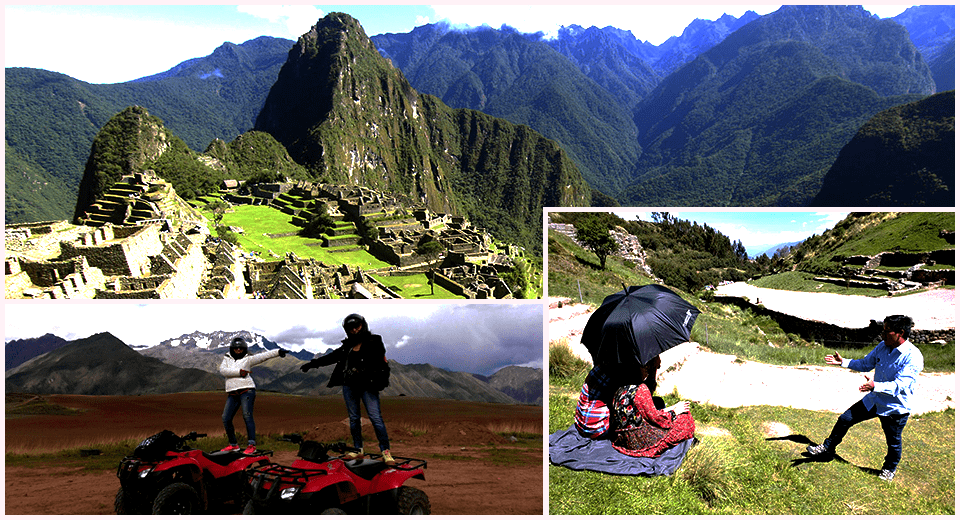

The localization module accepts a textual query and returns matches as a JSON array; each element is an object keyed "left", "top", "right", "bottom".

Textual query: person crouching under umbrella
[{"left": 611, "top": 356, "right": 695, "bottom": 458}]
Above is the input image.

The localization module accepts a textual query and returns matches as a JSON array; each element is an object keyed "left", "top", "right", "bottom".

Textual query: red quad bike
[
  {"left": 244, "top": 434, "right": 430, "bottom": 515},
  {"left": 115, "top": 430, "right": 273, "bottom": 514}
]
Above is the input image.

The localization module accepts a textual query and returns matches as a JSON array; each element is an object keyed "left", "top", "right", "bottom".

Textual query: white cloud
[
  {"left": 862, "top": 5, "right": 916, "bottom": 18},
  {"left": 236, "top": 5, "right": 326, "bottom": 38}
]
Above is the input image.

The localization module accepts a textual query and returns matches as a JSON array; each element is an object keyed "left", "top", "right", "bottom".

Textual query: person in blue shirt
[{"left": 806, "top": 315, "right": 923, "bottom": 481}]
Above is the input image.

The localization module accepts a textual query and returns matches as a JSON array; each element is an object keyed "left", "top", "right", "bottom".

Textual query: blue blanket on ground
[{"left": 549, "top": 425, "right": 697, "bottom": 476}]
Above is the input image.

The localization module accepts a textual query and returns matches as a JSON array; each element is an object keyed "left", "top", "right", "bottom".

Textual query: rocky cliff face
[{"left": 255, "top": 13, "right": 591, "bottom": 251}]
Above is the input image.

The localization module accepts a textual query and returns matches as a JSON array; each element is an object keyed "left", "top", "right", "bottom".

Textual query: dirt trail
[{"left": 549, "top": 294, "right": 955, "bottom": 415}]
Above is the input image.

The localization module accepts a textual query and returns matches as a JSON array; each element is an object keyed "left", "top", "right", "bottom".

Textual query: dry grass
[{"left": 484, "top": 420, "right": 543, "bottom": 436}]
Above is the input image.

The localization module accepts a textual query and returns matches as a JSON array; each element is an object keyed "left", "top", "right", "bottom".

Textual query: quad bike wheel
[
  {"left": 321, "top": 508, "right": 347, "bottom": 514},
  {"left": 396, "top": 486, "right": 430, "bottom": 515},
  {"left": 152, "top": 482, "right": 200, "bottom": 514},
  {"left": 242, "top": 499, "right": 258, "bottom": 515},
  {"left": 114, "top": 487, "right": 147, "bottom": 515}
]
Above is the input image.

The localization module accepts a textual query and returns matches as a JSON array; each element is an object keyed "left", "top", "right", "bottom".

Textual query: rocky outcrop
[{"left": 72, "top": 107, "right": 175, "bottom": 222}]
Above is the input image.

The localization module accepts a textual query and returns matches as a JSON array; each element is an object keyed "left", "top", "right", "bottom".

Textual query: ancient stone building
[
  {"left": 4, "top": 220, "right": 244, "bottom": 299},
  {"left": 245, "top": 253, "right": 400, "bottom": 299},
  {"left": 75, "top": 171, "right": 205, "bottom": 233}
]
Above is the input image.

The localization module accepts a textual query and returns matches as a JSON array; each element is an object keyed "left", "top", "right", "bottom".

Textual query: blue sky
[
  {"left": 4, "top": 302, "right": 544, "bottom": 376},
  {"left": 5, "top": 4, "right": 916, "bottom": 84},
  {"left": 612, "top": 210, "right": 850, "bottom": 257}
]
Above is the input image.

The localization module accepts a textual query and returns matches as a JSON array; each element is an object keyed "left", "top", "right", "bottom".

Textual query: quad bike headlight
[
  {"left": 138, "top": 467, "right": 153, "bottom": 478},
  {"left": 280, "top": 487, "right": 299, "bottom": 500}
]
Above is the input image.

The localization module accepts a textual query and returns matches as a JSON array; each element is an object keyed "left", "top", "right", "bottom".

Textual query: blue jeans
[
  {"left": 222, "top": 389, "right": 257, "bottom": 446},
  {"left": 824, "top": 399, "right": 910, "bottom": 471},
  {"left": 342, "top": 385, "right": 390, "bottom": 452}
]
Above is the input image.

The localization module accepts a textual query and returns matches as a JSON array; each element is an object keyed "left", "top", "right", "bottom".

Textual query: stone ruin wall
[
  {"left": 5, "top": 221, "right": 74, "bottom": 254},
  {"left": 876, "top": 249, "right": 954, "bottom": 267},
  {"left": 157, "top": 241, "right": 208, "bottom": 298},
  {"left": 845, "top": 249, "right": 955, "bottom": 268},
  {"left": 910, "top": 269, "right": 955, "bottom": 284},
  {"left": 15, "top": 258, "right": 80, "bottom": 288},
  {"left": 58, "top": 225, "right": 163, "bottom": 277}
]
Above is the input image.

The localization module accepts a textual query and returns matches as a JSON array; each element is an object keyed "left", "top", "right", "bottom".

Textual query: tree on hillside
[
  {"left": 575, "top": 215, "right": 619, "bottom": 269},
  {"left": 301, "top": 203, "right": 336, "bottom": 238},
  {"left": 356, "top": 217, "right": 380, "bottom": 242},
  {"left": 204, "top": 199, "right": 229, "bottom": 228}
]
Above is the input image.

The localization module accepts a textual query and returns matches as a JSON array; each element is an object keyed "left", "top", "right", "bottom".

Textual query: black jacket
[{"left": 309, "top": 333, "right": 387, "bottom": 389}]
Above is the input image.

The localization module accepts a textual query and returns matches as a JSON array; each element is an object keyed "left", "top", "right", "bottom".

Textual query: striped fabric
[{"left": 574, "top": 366, "right": 615, "bottom": 438}]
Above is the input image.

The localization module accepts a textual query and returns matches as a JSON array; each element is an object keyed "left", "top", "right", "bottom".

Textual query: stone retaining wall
[{"left": 714, "top": 295, "right": 954, "bottom": 347}]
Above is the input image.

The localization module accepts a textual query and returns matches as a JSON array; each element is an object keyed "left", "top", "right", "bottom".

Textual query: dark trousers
[
  {"left": 223, "top": 389, "right": 257, "bottom": 445},
  {"left": 824, "top": 399, "right": 910, "bottom": 471},
  {"left": 342, "top": 384, "right": 390, "bottom": 452}
]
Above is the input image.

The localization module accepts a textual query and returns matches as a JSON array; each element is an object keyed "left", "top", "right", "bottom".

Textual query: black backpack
[
  {"left": 134, "top": 430, "right": 180, "bottom": 459},
  {"left": 369, "top": 357, "right": 390, "bottom": 392}
]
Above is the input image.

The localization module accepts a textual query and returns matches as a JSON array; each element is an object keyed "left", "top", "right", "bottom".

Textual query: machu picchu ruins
[{"left": 5, "top": 171, "right": 531, "bottom": 299}]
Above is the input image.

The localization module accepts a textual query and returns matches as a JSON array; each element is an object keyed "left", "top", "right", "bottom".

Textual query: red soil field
[{"left": 6, "top": 393, "right": 544, "bottom": 515}]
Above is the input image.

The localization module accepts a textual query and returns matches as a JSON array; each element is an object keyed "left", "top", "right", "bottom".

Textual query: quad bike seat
[{"left": 344, "top": 458, "right": 389, "bottom": 480}]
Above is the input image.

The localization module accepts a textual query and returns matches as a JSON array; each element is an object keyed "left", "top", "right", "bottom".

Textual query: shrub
[{"left": 675, "top": 442, "right": 736, "bottom": 506}]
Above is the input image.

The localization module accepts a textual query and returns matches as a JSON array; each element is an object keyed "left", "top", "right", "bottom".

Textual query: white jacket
[{"left": 219, "top": 350, "right": 281, "bottom": 393}]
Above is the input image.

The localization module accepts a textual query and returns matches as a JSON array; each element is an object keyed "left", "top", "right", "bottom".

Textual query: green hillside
[
  {"left": 812, "top": 90, "right": 955, "bottom": 206},
  {"left": 373, "top": 26, "right": 639, "bottom": 196},
  {"left": 786, "top": 212, "right": 955, "bottom": 274}
]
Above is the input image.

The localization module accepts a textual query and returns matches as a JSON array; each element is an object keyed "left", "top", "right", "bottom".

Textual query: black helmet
[
  {"left": 230, "top": 337, "right": 248, "bottom": 359},
  {"left": 342, "top": 314, "right": 367, "bottom": 334}
]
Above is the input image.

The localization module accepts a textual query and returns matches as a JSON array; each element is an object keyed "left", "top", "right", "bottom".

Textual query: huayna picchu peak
[{"left": 254, "top": 13, "right": 590, "bottom": 249}]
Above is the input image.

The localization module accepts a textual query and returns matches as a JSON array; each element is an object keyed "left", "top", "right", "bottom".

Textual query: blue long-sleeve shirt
[{"left": 842, "top": 340, "right": 923, "bottom": 415}]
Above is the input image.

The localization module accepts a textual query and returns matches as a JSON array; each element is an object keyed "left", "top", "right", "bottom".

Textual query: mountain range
[
  {"left": 6, "top": 36, "right": 294, "bottom": 224},
  {"left": 5, "top": 332, "right": 224, "bottom": 395},
  {"left": 5, "top": 6, "right": 955, "bottom": 227},
  {"left": 373, "top": 5, "right": 953, "bottom": 206},
  {"left": 4, "top": 331, "right": 543, "bottom": 405},
  {"left": 5, "top": 333, "right": 68, "bottom": 371}
]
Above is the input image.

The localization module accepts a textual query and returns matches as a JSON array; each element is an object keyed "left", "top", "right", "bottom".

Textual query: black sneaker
[
  {"left": 806, "top": 443, "right": 834, "bottom": 456},
  {"left": 879, "top": 469, "right": 896, "bottom": 481}
]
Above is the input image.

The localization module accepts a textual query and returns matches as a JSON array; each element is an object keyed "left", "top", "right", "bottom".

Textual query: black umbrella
[{"left": 581, "top": 284, "right": 700, "bottom": 370}]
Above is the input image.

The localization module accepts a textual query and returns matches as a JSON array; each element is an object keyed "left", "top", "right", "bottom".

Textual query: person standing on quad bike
[
  {"left": 220, "top": 337, "right": 288, "bottom": 454},
  {"left": 300, "top": 314, "right": 393, "bottom": 462}
]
